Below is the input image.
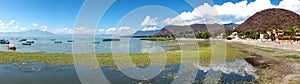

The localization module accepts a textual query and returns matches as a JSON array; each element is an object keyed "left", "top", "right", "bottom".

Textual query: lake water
[
  {"left": 0, "top": 36, "right": 175, "bottom": 54},
  {"left": 0, "top": 59, "right": 257, "bottom": 84},
  {"left": 0, "top": 36, "right": 259, "bottom": 83}
]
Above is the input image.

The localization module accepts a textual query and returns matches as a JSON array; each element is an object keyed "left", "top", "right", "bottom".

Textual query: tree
[{"left": 287, "top": 26, "right": 296, "bottom": 37}]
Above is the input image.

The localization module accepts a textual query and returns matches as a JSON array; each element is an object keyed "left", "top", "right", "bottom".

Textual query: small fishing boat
[
  {"left": 67, "top": 40, "right": 74, "bottom": 42},
  {"left": 102, "top": 38, "right": 120, "bottom": 42},
  {"left": 26, "top": 40, "right": 35, "bottom": 43},
  {"left": 19, "top": 39, "right": 27, "bottom": 42},
  {"left": 54, "top": 41, "right": 62, "bottom": 43},
  {"left": 92, "top": 41, "right": 101, "bottom": 44},
  {"left": 7, "top": 44, "right": 16, "bottom": 50},
  {"left": 0, "top": 39, "right": 10, "bottom": 44},
  {"left": 22, "top": 43, "right": 31, "bottom": 45},
  {"left": 50, "top": 39, "right": 56, "bottom": 41}
]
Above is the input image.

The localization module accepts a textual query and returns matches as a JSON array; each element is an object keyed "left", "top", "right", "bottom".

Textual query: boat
[
  {"left": 0, "top": 39, "right": 10, "bottom": 44},
  {"left": 67, "top": 40, "right": 74, "bottom": 42},
  {"left": 19, "top": 39, "right": 27, "bottom": 42},
  {"left": 50, "top": 39, "right": 56, "bottom": 41},
  {"left": 54, "top": 41, "right": 62, "bottom": 43},
  {"left": 102, "top": 38, "right": 120, "bottom": 42},
  {"left": 7, "top": 44, "right": 16, "bottom": 50},
  {"left": 26, "top": 40, "right": 35, "bottom": 43},
  {"left": 22, "top": 43, "right": 31, "bottom": 45},
  {"left": 92, "top": 41, "right": 101, "bottom": 44}
]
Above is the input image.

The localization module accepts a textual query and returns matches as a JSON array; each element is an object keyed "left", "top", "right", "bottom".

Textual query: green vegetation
[
  {"left": 0, "top": 41, "right": 250, "bottom": 67},
  {"left": 237, "top": 26, "right": 300, "bottom": 40},
  {"left": 140, "top": 38, "right": 174, "bottom": 41},
  {"left": 239, "top": 32, "right": 259, "bottom": 39},
  {"left": 102, "top": 38, "right": 120, "bottom": 41},
  {"left": 254, "top": 47, "right": 275, "bottom": 52},
  {"left": 284, "top": 55, "right": 300, "bottom": 59},
  {"left": 195, "top": 32, "right": 211, "bottom": 39},
  {"left": 155, "top": 31, "right": 219, "bottom": 39}
]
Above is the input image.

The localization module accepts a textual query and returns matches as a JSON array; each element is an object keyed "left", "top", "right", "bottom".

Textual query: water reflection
[
  {"left": 198, "top": 59, "right": 258, "bottom": 78},
  {"left": 0, "top": 59, "right": 257, "bottom": 84}
]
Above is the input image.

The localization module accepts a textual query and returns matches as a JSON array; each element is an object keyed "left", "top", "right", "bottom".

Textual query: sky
[{"left": 0, "top": 0, "right": 299, "bottom": 35}]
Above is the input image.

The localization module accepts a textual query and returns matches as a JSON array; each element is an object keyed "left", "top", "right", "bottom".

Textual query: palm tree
[{"left": 287, "top": 26, "right": 296, "bottom": 39}]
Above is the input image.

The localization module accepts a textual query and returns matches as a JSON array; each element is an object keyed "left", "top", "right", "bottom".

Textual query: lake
[
  {"left": 0, "top": 35, "right": 258, "bottom": 83},
  {"left": 0, "top": 59, "right": 257, "bottom": 84},
  {"left": 0, "top": 35, "right": 175, "bottom": 54}
]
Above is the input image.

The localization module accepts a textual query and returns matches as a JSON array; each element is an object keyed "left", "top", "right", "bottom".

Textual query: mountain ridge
[{"left": 236, "top": 8, "right": 300, "bottom": 32}]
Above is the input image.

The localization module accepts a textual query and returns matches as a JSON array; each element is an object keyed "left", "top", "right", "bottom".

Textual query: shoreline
[
  {"left": 227, "top": 39, "right": 300, "bottom": 52},
  {"left": 227, "top": 41, "right": 300, "bottom": 83}
]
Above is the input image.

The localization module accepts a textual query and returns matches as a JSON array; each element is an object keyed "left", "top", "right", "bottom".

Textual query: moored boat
[
  {"left": 50, "top": 39, "right": 56, "bottom": 41},
  {"left": 19, "top": 39, "right": 27, "bottom": 42},
  {"left": 102, "top": 38, "right": 120, "bottom": 42},
  {"left": 7, "top": 44, "right": 16, "bottom": 50},
  {"left": 67, "top": 40, "right": 74, "bottom": 42},
  {"left": 22, "top": 43, "right": 31, "bottom": 45},
  {"left": 54, "top": 41, "right": 62, "bottom": 43},
  {"left": 0, "top": 39, "right": 10, "bottom": 44},
  {"left": 92, "top": 41, "right": 101, "bottom": 44},
  {"left": 26, "top": 40, "right": 35, "bottom": 43}
]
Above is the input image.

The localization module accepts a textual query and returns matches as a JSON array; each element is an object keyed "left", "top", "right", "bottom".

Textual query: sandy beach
[{"left": 228, "top": 39, "right": 300, "bottom": 52}]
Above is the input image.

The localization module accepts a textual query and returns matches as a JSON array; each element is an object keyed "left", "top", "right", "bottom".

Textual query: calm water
[
  {"left": 0, "top": 36, "right": 258, "bottom": 83},
  {"left": 0, "top": 59, "right": 257, "bottom": 84},
  {"left": 0, "top": 36, "right": 174, "bottom": 54}
]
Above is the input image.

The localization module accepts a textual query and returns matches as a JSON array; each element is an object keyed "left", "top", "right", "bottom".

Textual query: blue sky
[{"left": 0, "top": 0, "right": 297, "bottom": 34}]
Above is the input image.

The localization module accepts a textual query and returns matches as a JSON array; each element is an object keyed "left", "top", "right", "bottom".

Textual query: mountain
[
  {"left": 22, "top": 30, "right": 55, "bottom": 36},
  {"left": 152, "top": 24, "right": 233, "bottom": 37},
  {"left": 132, "top": 30, "right": 160, "bottom": 37},
  {"left": 236, "top": 8, "right": 300, "bottom": 33},
  {"left": 224, "top": 23, "right": 239, "bottom": 28},
  {"left": 0, "top": 30, "right": 55, "bottom": 37}
]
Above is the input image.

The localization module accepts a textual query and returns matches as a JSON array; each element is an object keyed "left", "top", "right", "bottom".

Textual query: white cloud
[
  {"left": 50, "top": 26, "right": 135, "bottom": 35},
  {"left": 141, "top": 26, "right": 159, "bottom": 31},
  {"left": 50, "top": 27, "right": 97, "bottom": 35},
  {"left": 219, "top": 20, "right": 232, "bottom": 24},
  {"left": 0, "top": 20, "right": 45, "bottom": 32},
  {"left": 9, "top": 20, "right": 16, "bottom": 25},
  {"left": 140, "top": 16, "right": 159, "bottom": 26},
  {"left": 160, "top": 0, "right": 300, "bottom": 25},
  {"left": 0, "top": 19, "right": 24, "bottom": 32},
  {"left": 50, "top": 28, "right": 74, "bottom": 34},
  {"left": 32, "top": 23, "right": 38, "bottom": 27},
  {"left": 214, "top": 0, "right": 300, "bottom": 23},
  {"left": 74, "top": 27, "right": 97, "bottom": 34},
  {"left": 20, "top": 27, "right": 27, "bottom": 31},
  {"left": 235, "top": 21, "right": 244, "bottom": 24},
  {"left": 98, "top": 29, "right": 105, "bottom": 33},
  {"left": 162, "top": 3, "right": 220, "bottom": 25},
  {"left": 105, "top": 26, "right": 135, "bottom": 35},
  {"left": 41, "top": 26, "right": 48, "bottom": 31}
]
